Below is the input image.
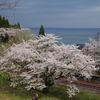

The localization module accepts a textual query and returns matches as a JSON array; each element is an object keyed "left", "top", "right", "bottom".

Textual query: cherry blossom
[{"left": 0, "top": 33, "right": 96, "bottom": 97}]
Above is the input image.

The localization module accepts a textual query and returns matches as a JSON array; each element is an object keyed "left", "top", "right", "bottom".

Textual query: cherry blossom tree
[
  {"left": 86, "top": 38, "right": 100, "bottom": 65},
  {"left": 0, "top": 34, "right": 96, "bottom": 97}
]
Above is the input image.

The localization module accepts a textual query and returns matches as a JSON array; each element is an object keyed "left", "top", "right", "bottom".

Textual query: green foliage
[
  {"left": 0, "top": 15, "right": 21, "bottom": 28},
  {"left": 0, "top": 29, "right": 35, "bottom": 55},
  {"left": 0, "top": 33, "right": 10, "bottom": 43},
  {"left": 8, "top": 29, "right": 34, "bottom": 44},
  {"left": 0, "top": 15, "right": 10, "bottom": 28},
  {"left": 96, "top": 70, "right": 100, "bottom": 75},
  {"left": 0, "top": 70, "right": 12, "bottom": 87},
  {"left": 4, "top": 33, "right": 9, "bottom": 42},
  {"left": 10, "top": 22, "right": 21, "bottom": 29},
  {"left": 17, "top": 22, "right": 21, "bottom": 29},
  {"left": 38, "top": 25, "right": 45, "bottom": 36}
]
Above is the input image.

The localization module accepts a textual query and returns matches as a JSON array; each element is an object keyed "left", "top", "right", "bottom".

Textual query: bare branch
[{"left": 0, "top": 0, "right": 20, "bottom": 11}]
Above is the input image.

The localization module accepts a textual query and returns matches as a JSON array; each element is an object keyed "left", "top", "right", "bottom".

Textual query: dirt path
[{"left": 57, "top": 77, "right": 100, "bottom": 92}]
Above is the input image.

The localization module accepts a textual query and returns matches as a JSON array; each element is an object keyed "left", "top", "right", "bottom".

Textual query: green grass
[{"left": 0, "top": 82, "right": 100, "bottom": 100}]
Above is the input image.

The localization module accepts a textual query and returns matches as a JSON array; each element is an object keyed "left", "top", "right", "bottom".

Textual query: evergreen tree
[
  {"left": 3, "top": 16, "right": 5, "bottom": 21},
  {"left": 5, "top": 19, "right": 10, "bottom": 28},
  {"left": 1, "top": 16, "right": 5, "bottom": 27},
  {"left": 17, "top": 22, "right": 21, "bottom": 29},
  {"left": 0, "top": 16, "right": 10, "bottom": 28},
  {"left": 0, "top": 15, "right": 20, "bottom": 28},
  {"left": 2, "top": 16, "right": 5, "bottom": 27},
  {"left": 39, "top": 25, "right": 45, "bottom": 36},
  {"left": 0, "top": 15, "right": 2, "bottom": 20},
  {"left": 0, "top": 15, "right": 3, "bottom": 27}
]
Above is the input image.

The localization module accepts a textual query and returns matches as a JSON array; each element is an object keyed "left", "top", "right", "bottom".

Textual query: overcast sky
[{"left": 1, "top": 0, "right": 100, "bottom": 28}]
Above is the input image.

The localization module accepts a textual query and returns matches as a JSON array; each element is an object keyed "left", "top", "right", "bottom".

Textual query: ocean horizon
[{"left": 30, "top": 27, "right": 100, "bottom": 45}]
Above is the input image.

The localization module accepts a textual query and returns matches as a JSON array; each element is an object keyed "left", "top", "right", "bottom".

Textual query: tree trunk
[{"left": 42, "top": 86, "right": 50, "bottom": 93}]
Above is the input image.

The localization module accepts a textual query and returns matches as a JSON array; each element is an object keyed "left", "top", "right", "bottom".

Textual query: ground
[{"left": 58, "top": 77, "right": 100, "bottom": 92}]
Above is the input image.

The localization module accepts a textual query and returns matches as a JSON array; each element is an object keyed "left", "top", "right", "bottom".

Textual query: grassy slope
[{"left": 0, "top": 83, "right": 100, "bottom": 100}]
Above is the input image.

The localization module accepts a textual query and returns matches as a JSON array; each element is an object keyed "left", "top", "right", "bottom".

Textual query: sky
[{"left": 1, "top": 0, "right": 100, "bottom": 28}]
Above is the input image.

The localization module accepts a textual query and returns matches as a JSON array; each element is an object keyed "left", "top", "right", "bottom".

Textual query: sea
[{"left": 30, "top": 28, "right": 100, "bottom": 45}]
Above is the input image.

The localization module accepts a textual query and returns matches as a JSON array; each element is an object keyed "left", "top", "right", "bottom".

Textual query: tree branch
[{"left": 0, "top": 0, "right": 20, "bottom": 11}]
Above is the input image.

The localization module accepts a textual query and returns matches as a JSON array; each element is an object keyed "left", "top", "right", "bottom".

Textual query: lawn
[{"left": 0, "top": 82, "right": 100, "bottom": 100}]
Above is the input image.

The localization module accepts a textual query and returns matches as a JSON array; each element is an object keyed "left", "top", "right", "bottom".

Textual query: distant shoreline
[{"left": 27, "top": 27, "right": 100, "bottom": 29}]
